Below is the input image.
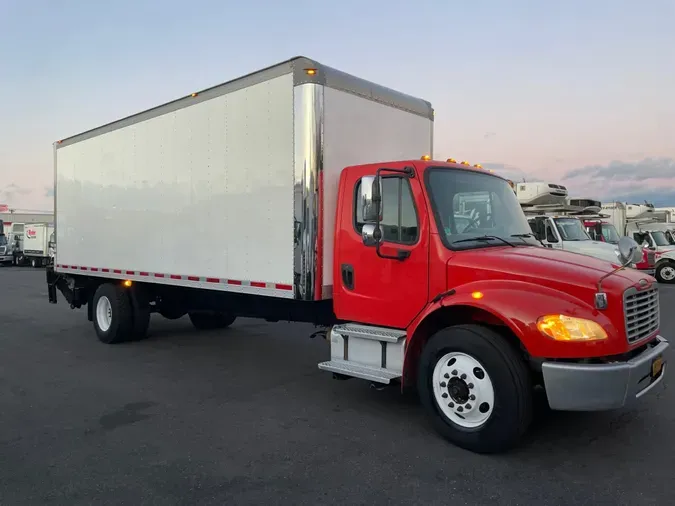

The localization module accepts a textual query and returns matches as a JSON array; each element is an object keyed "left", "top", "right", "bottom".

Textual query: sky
[{"left": 1, "top": 0, "right": 674, "bottom": 211}]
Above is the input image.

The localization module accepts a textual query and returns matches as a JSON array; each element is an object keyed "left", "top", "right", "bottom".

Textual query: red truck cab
[{"left": 327, "top": 158, "right": 667, "bottom": 452}]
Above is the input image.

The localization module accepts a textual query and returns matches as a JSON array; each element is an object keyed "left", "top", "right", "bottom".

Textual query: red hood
[{"left": 447, "top": 246, "right": 655, "bottom": 294}]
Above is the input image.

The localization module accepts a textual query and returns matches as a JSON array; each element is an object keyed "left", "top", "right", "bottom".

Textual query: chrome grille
[{"left": 623, "top": 286, "right": 659, "bottom": 344}]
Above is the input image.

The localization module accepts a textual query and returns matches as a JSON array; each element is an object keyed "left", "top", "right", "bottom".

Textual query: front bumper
[
  {"left": 542, "top": 336, "right": 669, "bottom": 411},
  {"left": 0, "top": 254, "right": 12, "bottom": 263}
]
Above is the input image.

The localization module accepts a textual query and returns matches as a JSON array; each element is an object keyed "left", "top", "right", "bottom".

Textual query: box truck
[
  {"left": 23, "top": 223, "right": 54, "bottom": 267},
  {"left": 46, "top": 56, "right": 668, "bottom": 454}
]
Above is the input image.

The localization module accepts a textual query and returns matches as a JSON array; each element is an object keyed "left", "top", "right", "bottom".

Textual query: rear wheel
[
  {"left": 92, "top": 283, "right": 134, "bottom": 344},
  {"left": 417, "top": 324, "right": 533, "bottom": 454},
  {"left": 188, "top": 311, "right": 236, "bottom": 330}
]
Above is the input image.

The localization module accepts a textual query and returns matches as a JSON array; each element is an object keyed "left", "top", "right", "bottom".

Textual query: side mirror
[
  {"left": 618, "top": 236, "right": 643, "bottom": 266},
  {"left": 361, "top": 223, "right": 381, "bottom": 247},
  {"left": 359, "top": 175, "right": 382, "bottom": 223}
]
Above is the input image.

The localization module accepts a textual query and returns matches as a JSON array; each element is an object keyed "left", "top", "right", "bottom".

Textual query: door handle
[{"left": 341, "top": 264, "right": 354, "bottom": 290}]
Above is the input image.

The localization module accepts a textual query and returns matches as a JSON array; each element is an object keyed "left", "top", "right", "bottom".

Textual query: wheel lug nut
[
  {"left": 444, "top": 373, "right": 450, "bottom": 379},
  {"left": 448, "top": 402, "right": 454, "bottom": 408},
  {"left": 469, "top": 394, "right": 476, "bottom": 401},
  {"left": 442, "top": 393, "right": 448, "bottom": 398},
  {"left": 465, "top": 404, "right": 472, "bottom": 410},
  {"left": 457, "top": 406, "right": 464, "bottom": 412},
  {"left": 468, "top": 383, "right": 474, "bottom": 389},
  {"left": 460, "top": 373, "right": 467, "bottom": 380},
  {"left": 451, "top": 370, "right": 458, "bottom": 376},
  {"left": 440, "top": 381, "right": 447, "bottom": 387}
]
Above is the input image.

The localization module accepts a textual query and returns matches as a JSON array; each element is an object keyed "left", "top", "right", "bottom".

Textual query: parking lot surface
[{"left": 1, "top": 267, "right": 673, "bottom": 505}]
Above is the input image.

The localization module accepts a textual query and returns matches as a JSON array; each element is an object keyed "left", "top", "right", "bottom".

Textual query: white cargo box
[
  {"left": 54, "top": 56, "right": 434, "bottom": 300},
  {"left": 24, "top": 223, "right": 54, "bottom": 257}
]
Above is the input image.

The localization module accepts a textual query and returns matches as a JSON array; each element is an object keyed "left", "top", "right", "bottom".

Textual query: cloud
[
  {"left": 483, "top": 132, "right": 496, "bottom": 140},
  {"left": 561, "top": 157, "right": 675, "bottom": 203},
  {"left": 481, "top": 162, "right": 540, "bottom": 182},
  {"left": 563, "top": 157, "right": 675, "bottom": 182},
  {"left": 0, "top": 183, "right": 32, "bottom": 205},
  {"left": 45, "top": 186, "right": 54, "bottom": 198}
]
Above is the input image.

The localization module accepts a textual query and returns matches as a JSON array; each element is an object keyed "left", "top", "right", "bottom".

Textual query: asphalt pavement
[{"left": 1, "top": 267, "right": 673, "bottom": 505}]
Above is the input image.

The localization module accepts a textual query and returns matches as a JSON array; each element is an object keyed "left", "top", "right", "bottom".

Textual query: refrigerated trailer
[{"left": 47, "top": 56, "right": 668, "bottom": 454}]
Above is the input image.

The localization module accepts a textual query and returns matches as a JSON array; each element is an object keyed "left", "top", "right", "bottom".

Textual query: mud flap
[{"left": 46, "top": 266, "right": 58, "bottom": 304}]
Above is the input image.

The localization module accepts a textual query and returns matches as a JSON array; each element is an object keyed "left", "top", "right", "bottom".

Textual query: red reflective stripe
[{"left": 55, "top": 266, "right": 291, "bottom": 292}]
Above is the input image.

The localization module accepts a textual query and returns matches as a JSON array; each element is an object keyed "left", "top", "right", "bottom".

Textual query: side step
[
  {"left": 318, "top": 359, "right": 401, "bottom": 384},
  {"left": 318, "top": 323, "right": 407, "bottom": 384}
]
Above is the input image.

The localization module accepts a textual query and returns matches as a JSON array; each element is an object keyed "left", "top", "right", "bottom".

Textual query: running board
[
  {"left": 318, "top": 360, "right": 400, "bottom": 384},
  {"left": 318, "top": 323, "right": 406, "bottom": 383},
  {"left": 332, "top": 323, "right": 406, "bottom": 343}
]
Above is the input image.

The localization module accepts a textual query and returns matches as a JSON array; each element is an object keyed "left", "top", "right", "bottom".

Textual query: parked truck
[
  {"left": 23, "top": 223, "right": 54, "bottom": 267},
  {"left": 603, "top": 202, "right": 675, "bottom": 283},
  {"left": 522, "top": 204, "right": 633, "bottom": 266},
  {"left": 46, "top": 56, "right": 668, "bottom": 454}
]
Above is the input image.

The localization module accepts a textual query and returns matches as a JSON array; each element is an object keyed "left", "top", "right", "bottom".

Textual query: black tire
[
  {"left": 92, "top": 283, "right": 134, "bottom": 344},
  {"left": 417, "top": 324, "right": 533, "bottom": 454},
  {"left": 655, "top": 261, "right": 675, "bottom": 284},
  {"left": 188, "top": 311, "right": 236, "bottom": 330}
]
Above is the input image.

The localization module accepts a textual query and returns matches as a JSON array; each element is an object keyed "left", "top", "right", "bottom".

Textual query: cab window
[{"left": 355, "top": 176, "right": 419, "bottom": 244}]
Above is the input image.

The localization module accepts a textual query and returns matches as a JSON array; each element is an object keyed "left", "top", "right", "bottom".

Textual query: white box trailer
[
  {"left": 52, "top": 56, "right": 433, "bottom": 304},
  {"left": 23, "top": 223, "right": 54, "bottom": 267}
]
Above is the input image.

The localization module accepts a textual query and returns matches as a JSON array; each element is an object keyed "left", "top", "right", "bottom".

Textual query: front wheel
[
  {"left": 417, "top": 324, "right": 533, "bottom": 454},
  {"left": 655, "top": 261, "right": 675, "bottom": 284}
]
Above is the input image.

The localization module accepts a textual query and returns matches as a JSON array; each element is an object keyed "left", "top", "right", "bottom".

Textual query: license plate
[{"left": 651, "top": 356, "right": 664, "bottom": 378}]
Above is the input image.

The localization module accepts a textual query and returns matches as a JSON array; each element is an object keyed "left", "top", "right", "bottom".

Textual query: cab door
[{"left": 333, "top": 163, "right": 430, "bottom": 329}]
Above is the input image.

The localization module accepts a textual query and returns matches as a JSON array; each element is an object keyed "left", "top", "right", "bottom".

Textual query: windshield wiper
[
  {"left": 452, "top": 235, "right": 516, "bottom": 247},
  {"left": 510, "top": 233, "right": 544, "bottom": 247}
]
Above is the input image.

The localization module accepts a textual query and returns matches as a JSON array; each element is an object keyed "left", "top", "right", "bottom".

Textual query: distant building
[{"left": 1, "top": 211, "right": 54, "bottom": 235}]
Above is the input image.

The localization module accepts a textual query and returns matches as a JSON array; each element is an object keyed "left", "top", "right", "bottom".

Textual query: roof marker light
[
  {"left": 305, "top": 68, "right": 317, "bottom": 75},
  {"left": 446, "top": 158, "right": 457, "bottom": 163},
  {"left": 421, "top": 155, "right": 431, "bottom": 161},
  {"left": 191, "top": 93, "right": 198, "bottom": 97},
  {"left": 461, "top": 160, "right": 470, "bottom": 165}
]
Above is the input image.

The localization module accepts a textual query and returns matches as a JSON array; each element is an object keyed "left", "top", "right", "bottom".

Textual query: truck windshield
[
  {"left": 425, "top": 168, "right": 536, "bottom": 249},
  {"left": 553, "top": 218, "right": 591, "bottom": 241},
  {"left": 651, "top": 231, "right": 670, "bottom": 247},
  {"left": 601, "top": 223, "right": 621, "bottom": 243}
]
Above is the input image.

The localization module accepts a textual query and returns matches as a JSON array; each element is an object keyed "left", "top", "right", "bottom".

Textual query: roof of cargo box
[{"left": 55, "top": 56, "right": 434, "bottom": 148}]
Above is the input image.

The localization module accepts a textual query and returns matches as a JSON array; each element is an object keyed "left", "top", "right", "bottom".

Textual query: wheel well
[{"left": 402, "top": 305, "right": 526, "bottom": 392}]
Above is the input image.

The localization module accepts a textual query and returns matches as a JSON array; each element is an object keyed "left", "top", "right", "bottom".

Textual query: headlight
[{"left": 536, "top": 315, "right": 608, "bottom": 342}]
